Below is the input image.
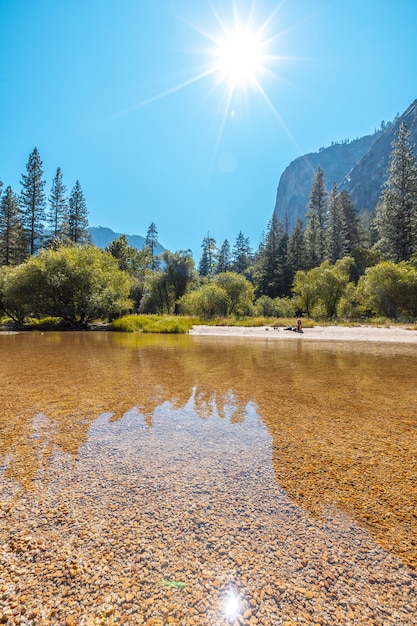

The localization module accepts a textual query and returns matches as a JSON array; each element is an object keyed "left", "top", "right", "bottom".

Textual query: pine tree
[
  {"left": 144, "top": 222, "right": 160, "bottom": 270},
  {"left": 326, "top": 182, "right": 348, "bottom": 263},
  {"left": 20, "top": 147, "right": 46, "bottom": 254},
  {"left": 231, "top": 231, "right": 252, "bottom": 275},
  {"left": 217, "top": 239, "right": 231, "bottom": 273},
  {"left": 375, "top": 121, "right": 417, "bottom": 262},
  {"left": 287, "top": 217, "right": 306, "bottom": 276},
  {"left": 305, "top": 166, "right": 328, "bottom": 268},
  {"left": 68, "top": 180, "right": 89, "bottom": 244},
  {"left": 198, "top": 235, "right": 217, "bottom": 276},
  {"left": 0, "top": 186, "right": 27, "bottom": 265},
  {"left": 48, "top": 167, "right": 69, "bottom": 240},
  {"left": 338, "top": 189, "right": 360, "bottom": 252},
  {"left": 253, "top": 213, "right": 290, "bottom": 297}
]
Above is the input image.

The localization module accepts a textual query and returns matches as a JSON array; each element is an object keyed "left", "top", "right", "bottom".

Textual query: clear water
[{"left": 0, "top": 332, "right": 416, "bottom": 625}]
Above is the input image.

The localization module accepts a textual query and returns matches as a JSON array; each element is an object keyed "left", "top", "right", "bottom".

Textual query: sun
[
  {"left": 112, "top": 1, "right": 293, "bottom": 131},
  {"left": 213, "top": 26, "right": 264, "bottom": 90}
]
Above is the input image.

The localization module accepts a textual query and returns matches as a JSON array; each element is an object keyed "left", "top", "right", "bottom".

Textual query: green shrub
[
  {"left": 24, "top": 317, "right": 67, "bottom": 330},
  {"left": 255, "top": 296, "right": 296, "bottom": 318}
]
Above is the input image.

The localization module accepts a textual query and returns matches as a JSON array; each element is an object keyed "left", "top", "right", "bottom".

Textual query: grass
[
  {"left": 110, "top": 314, "right": 318, "bottom": 333},
  {"left": 109, "top": 314, "right": 195, "bottom": 333}
]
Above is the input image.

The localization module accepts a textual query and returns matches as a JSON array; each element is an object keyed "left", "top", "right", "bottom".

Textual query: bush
[
  {"left": 356, "top": 261, "right": 417, "bottom": 320},
  {"left": 0, "top": 245, "right": 132, "bottom": 326},
  {"left": 179, "top": 284, "right": 231, "bottom": 319},
  {"left": 255, "top": 295, "right": 296, "bottom": 318}
]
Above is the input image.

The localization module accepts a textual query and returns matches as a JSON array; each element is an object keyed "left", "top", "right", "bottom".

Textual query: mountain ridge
[
  {"left": 274, "top": 99, "right": 417, "bottom": 232},
  {"left": 88, "top": 226, "right": 165, "bottom": 255}
]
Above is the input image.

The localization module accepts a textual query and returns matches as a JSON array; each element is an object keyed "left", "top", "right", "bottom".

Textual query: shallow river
[{"left": 0, "top": 331, "right": 416, "bottom": 625}]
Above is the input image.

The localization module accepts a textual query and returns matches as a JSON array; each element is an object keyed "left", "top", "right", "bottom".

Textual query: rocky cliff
[
  {"left": 274, "top": 99, "right": 417, "bottom": 233},
  {"left": 339, "top": 100, "right": 417, "bottom": 210}
]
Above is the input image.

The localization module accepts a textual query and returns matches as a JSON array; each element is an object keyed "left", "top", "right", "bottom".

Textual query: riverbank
[{"left": 190, "top": 324, "right": 417, "bottom": 343}]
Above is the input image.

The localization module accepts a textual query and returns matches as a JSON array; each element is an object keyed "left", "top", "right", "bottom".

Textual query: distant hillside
[
  {"left": 274, "top": 98, "right": 417, "bottom": 233},
  {"left": 273, "top": 133, "right": 383, "bottom": 233},
  {"left": 89, "top": 226, "right": 165, "bottom": 255},
  {"left": 339, "top": 100, "right": 417, "bottom": 209}
]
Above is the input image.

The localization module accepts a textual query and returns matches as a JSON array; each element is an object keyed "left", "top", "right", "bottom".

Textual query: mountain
[
  {"left": 274, "top": 99, "right": 417, "bottom": 232},
  {"left": 339, "top": 100, "right": 417, "bottom": 209},
  {"left": 89, "top": 226, "right": 165, "bottom": 255}
]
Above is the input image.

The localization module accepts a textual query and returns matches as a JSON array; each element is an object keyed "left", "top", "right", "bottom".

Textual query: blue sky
[{"left": 1, "top": 0, "right": 416, "bottom": 259}]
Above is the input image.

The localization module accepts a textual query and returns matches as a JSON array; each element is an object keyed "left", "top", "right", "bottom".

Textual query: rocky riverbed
[{"left": 1, "top": 405, "right": 416, "bottom": 626}]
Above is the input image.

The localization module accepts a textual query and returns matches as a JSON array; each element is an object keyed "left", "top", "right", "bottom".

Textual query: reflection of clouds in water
[{"left": 218, "top": 151, "right": 237, "bottom": 172}]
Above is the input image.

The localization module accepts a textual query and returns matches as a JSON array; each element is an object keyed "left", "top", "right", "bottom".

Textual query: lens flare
[{"left": 223, "top": 588, "right": 242, "bottom": 621}]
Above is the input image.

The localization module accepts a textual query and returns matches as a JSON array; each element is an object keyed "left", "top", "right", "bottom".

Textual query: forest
[{"left": 1, "top": 122, "right": 417, "bottom": 328}]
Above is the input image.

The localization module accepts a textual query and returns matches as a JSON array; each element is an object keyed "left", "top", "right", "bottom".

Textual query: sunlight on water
[
  {"left": 0, "top": 331, "right": 417, "bottom": 624},
  {"left": 223, "top": 588, "right": 242, "bottom": 622}
]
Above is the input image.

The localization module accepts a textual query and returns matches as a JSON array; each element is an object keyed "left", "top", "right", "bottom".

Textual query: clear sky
[{"left": 1, "top": 0, "right": 416, "bottom": 259}]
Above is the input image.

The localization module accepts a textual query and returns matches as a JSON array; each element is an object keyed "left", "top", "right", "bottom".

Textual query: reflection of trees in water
[{"left": 1, "top": 332, "right": 416, "bottom": 568}]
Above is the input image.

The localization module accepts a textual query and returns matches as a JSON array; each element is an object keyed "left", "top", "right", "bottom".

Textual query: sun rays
[{"left": 112, "top": 1, "right": 294, "bottom": 125}]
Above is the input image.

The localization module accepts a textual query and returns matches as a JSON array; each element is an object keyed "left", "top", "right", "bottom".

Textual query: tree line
[
  {"left": 0, "top": 148, "right": 90, "bottom": 265},
  {"left": 1, "top": 122, "right": 417, "bottom": 326}
]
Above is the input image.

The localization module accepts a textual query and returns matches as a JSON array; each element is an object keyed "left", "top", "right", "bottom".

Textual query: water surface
[{"left": 0, "top": 332, "right": 416, "bottom": 625}]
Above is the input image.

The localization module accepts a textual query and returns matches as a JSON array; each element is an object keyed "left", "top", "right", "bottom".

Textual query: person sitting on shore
[{"left": 283, "top": 319, "right": 303, "bottom": 333}]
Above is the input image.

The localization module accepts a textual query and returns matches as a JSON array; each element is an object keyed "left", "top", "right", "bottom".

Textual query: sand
[{"left": 189, "top": 324, "right": 417, "bottom": 343}]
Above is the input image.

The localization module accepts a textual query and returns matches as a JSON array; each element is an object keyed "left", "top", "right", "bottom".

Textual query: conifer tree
[
  {"left": 48, "top": 167, "right": 68, "bottom": 240},
  {"left": 231, "top": 231, "right": 252, "bottom": 275},
  {"left": 144, "top": 222, "right": 160, "bottom": 270},
  {"left": 68, "top": 180, "right": 89, "bottom": 244},
  {"left": 198, "top": 234, "right": 217, "bottom": 276},
  {"left": 338, "top": 189, "right": 360, "bottom": 252},
  {"left": 326, "top": 182, "right": 348, "bottom": 263},
  {"left": 375, "top": 121, "right": 417, "bottom": 261},
  {"left": 253, "top": 213, "right": 290, "bottom": 297},
  {"left": 0, "top": 186, "right": 27, "bottom": 265},
  {"left": 20, "top": 147, "right": 46, "bottom": 254},
  {"left": 305, "top": 166, "right": 328, "bottom": 268},
  {"left": 287, "top": 217, "right": 306, "bottom": 277},
  {"left": 217, "top": 239, "right": 231, "bottom": 273}
]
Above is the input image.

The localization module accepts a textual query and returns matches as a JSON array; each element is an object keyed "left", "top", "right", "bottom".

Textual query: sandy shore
[{"left": 189, "top": 323, "right": 417, "bottom": 343}]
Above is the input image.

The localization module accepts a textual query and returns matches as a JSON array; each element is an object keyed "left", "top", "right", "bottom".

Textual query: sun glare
[
  {"left": 114, "top": 0, "right": 296, "bottom": 141},
  {"left": 214, "top": 27, "right": 263, "bottom": 89}
]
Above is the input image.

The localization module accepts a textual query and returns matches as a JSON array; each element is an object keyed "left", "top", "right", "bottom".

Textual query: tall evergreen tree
[
  {"left": 217, "top": 239, "right": 231, "bottom": 273},
  {"left": 253, "top": 213, "right": 290, "bottom": 297},
  {"left": 198, "top": 234, "right": 217, "bottom": 276},
  {"left": 0, "top": 186, "right": 27, "bottom": 265},
  {"left": 144, "top": 222, "right": 160, "bottom": 270},
  {"left": 305, "top": 166, "right": 328, "bottom": 268},
  {"left": 338, "top": 189, "right": 360, "bottom": 252},
  {"left": 231, "top": 230, "right": 252, "bottom": 275},
  {"left": 375, "top": 121, "right": 417, "bottom": 262},
  {"left": 287, "top": 217, "right": 306, "bottom": 277},
  {"left": 48, "top": 167, "right": 68, "bottom": 240},
  {"left": 68, "top": 180, "right": 89, "bottom": 244},
  {"left": 326, "top": 182, "right": 348, "bottom": 263},
  {"left": 20, "top": 147, "right": 46, "bottom": 254}
]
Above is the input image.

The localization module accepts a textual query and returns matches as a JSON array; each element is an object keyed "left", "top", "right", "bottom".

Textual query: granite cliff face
[
  {"left": 274, "top": 99, "right": 417, "bottom": 233},
  {"left": 339, "top": 100, "right": 417, "bottom": 210}
]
